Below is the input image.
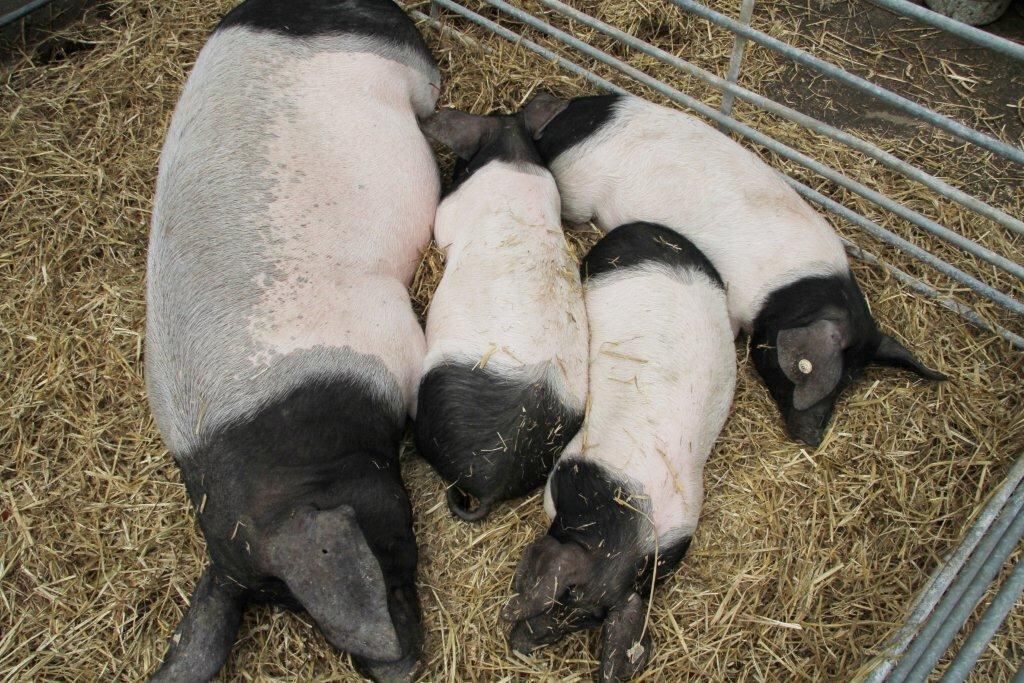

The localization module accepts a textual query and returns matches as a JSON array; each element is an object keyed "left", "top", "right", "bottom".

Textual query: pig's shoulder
[
  {"left": 582, "top": 221, "right": 723, "bottom": 288},
  {"left": 548, "top": 457, "right": 692, "bottom": 586},
  {"left": 215, "top": 0, "right": 433, "bottom": 64},
  {"left": 536, "top": 94, "right": 623, "bottom": 162},
  {"left": 186, "top": 370, "right": 406, "bottom": 478}
]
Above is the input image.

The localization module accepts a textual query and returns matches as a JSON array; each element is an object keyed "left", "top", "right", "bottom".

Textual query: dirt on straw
[{"left": 1, "top": 0, "right": 1023, "bottom": 681}]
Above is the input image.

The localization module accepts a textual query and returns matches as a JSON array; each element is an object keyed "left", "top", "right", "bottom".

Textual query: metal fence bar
[
  {"left": 940, "top": 556, "right": 1024, "bottom": 682},
  {"left": 868, "top": 0, "right": 1024, "bottom": 63},
  {"left": 412, "top": 7, "right": 497, "bottom": 54},
  {"left": 843, "top": 241, "right": 1024, "bottom": 350},
  {"left": 472, "top": 0, "right": 1024, "bottom": 317},
  {"left": 719, "top": 0, "right": 755, "bottom": 119},
  {"left": 786, "top": 178, "right": 1024, "bottom": 318},
  {"left": 864, "top": 455, "right": 1024, "bottom": 680},
  {"left": 899, "top": 508, "right": 1024, "bottom": 682},
  {"left": 667, "top": 0, "right": 1024, "bottom": 167},
  {"left": 536, "top": 0, "right": 1024, "bottom": 239},
  {"left": 427, "top": 0, "right": 624, "bottom": 94},
  {"left": 887, "top": 481, "right": 1024, "bottom": 682},
  {"left": 0, "top": 0, "right": 56, "bottom": 28}
]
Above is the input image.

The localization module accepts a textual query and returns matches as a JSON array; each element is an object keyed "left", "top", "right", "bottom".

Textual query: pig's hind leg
[{"left": 150, "top": 565, "right": 246, "bottom": 683}]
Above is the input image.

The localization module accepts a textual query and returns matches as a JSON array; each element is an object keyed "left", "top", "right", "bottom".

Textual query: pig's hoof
[
  {"left": 598, "top": 631, "right": 651, "bottom": 683},
  {"left": 352, "top": 650, "right": 423, "bottom": 683},
  {"left": 446, "top": 485, "right": 491, "bottom": 522},
  {"left": 598, "top": 592, "right": 652, "bottom": 682}
]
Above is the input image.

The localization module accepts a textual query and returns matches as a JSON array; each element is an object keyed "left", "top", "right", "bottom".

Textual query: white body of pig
[
  {"left": 425, "top": 161, "right": 587, "bottom": 406},
  {"left": 544, "top": 228, "right": 735, "bottom": 549},
  {"left": 507, "top": 223, "right": 735, "bottom": 681},
  {"left": 147, "top": 29, "right": 439, "bottom": 452},
  {"left": 414, "top": 141, "right": 588, "bottom": 520},
  {"left": 144, "top": 4, "right": 440, "bottom": 679},
  {"left": 540, "top": 95, "right": 848, "bottom": 336},
  {"left": 525, "top": 93, "right": 942, "bottom": 449}
]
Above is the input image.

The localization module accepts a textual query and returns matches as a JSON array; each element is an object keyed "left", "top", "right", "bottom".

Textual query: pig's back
[
  {"left": 571, "top": 223, "right": 735, "bottom": 544},
  {"left": 146, "top": 18, "right": 439, "bottom": 456},
  {"left": 425, "top": 163, "right": 587, "bottom": 405}
]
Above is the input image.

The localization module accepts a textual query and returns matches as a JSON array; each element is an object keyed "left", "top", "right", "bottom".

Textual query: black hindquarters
[{"left": 414, "top": 363, "right": 582, "bottom": 521}]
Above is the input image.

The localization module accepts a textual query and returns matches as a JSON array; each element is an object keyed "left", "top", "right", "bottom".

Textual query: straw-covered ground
[{"left": 2, "top": 0, "right": 1022, "bottom": 680}]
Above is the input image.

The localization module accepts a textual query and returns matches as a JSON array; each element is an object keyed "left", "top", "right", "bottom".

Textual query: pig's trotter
[
  {"left": 598, "top": 592, "right": 651, "bottom": 683},
  {"left": 150, "top": 565, "right": 246, "bottom": 683}
]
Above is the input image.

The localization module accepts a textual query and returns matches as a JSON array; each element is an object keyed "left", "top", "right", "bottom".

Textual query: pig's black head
[
  {"left": 420, "top": 107, "right": 545, "bottom": 190},
  {"left": 751, "top": 274, "right": 947, "bottom": 446},
  {"left": 274, "top": 505, "right": 424, "bottom": 683},
  {"left": 504, "top": 535, "right": 658, "bottom": 683},
  {"left": 156, "top": 376, "right": 424, "bottom": 683},
  {"left": 157, "top": 499, "right": 424, "bottom": 683},
  {"left": 505, "top": 531, "right": 690, "bottom": 682},
  {"left": 503, "top": 460, "right": 691, "bottom": 681}
]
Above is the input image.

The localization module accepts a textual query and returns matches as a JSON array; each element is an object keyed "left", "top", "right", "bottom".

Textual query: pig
[
  {"left": 504, "top": 222, "right": 736, "bottom": 682},
  {"left": 520, "top": 93, "right": 946, "bottom": 446},
  {"left": 144, "top": 1, "right": 439, "bottom": 680},
  {"left": 413, "top": 108, "right": 588, "bottom": 521}
]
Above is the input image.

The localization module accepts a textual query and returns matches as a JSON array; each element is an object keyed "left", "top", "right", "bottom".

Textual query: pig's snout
[
  {"left": 446, "top": 485, "right": 492, "bottom": 522},
  {"left": 784, "top": 401, "right": 833, "bottom": 447},
  {"left": 507, "top": 614, "right": 565, "bottom": 654},
  {"left": 352, "top": 650, "right": 423, "bottom": 683}
]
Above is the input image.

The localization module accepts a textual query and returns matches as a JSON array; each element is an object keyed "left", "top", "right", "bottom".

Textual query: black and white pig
[
  {"left": 504, "top": 222, "right": 735, "bottom": 682},
  {"left": 521, "top": 93, "right": 946, "bottom": 446},
  {"left": 145, "top": 1, "right": 439, "bottom": 680},
  {"left": 413, "top": 109, "right": 588, "bottom": 521}
]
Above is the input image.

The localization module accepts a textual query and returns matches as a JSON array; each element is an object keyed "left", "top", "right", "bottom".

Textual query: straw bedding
[{"left": 1, "top": 0, "right": 1022, "bottom": 680}]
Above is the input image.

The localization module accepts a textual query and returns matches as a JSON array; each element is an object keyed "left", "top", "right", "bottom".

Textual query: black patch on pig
[
  {"left": 506, "top": 458, "right": 692, "bottom": 658},
  {"left": 581, "top": 221, "right": 724, "bottom": 290},
  {"left": 549, "top": 458, "right": 692, "bottom": 594},
  {"left": 414, "top": 362, "right": 583, "bottom": 521},
  {"left": 216, "top": 0, "right": 435, "bottom": 66},
  {"left": 533, "top": 94, "right": 622, "bottom": 163},
  {"left": 164, "top": 373, "right": 422, "bottom": 677},
  {"left": 750, "top": 273, "right": 879, "bottom": 445},
  {"left": 447, "top": 114, "right": 547, "bottom": 194}
]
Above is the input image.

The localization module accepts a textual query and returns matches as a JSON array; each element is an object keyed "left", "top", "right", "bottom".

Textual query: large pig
[
  {"left": 521, "top": 93, "right": 945, "bottom": 446},
  {"left": 413, "top": 109, "right": 587, "bottom": 521},
  {"left": 504, "top": 222, "right": 736, "bottom": 681},
  {"left": 144, "top": 1, "right": 439, "bottom": 680}
]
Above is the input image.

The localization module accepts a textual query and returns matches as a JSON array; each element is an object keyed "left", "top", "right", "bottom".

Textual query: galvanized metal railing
[
  {"left": 0, "top": 0, "right": 57, "bottom": 29},
  {"left": 865, "top": 454, "right": 1024, "bottom": 682},
  {"left": 415, "top": 0, "right": 1024, "bottom": 679}
]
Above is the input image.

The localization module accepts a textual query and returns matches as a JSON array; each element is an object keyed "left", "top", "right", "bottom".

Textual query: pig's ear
[
  {"left": 263, "top": 505, "right": 401, "bottom": 661},
  {"left": 522, "top": 92, "right": 569, "bottom": 138},
  {"left": 598, "top": 592, "right": 651, "bottom": 683},
  {"left": 503, "top": 535, "right": 593, "bottom": 621},
  {"left": 873, "top": 334, "right": 948, "bottom": 381},
  {"left": 420, "top": 108, "right": 493, "bottom": 160},
  {"left": 776, "top": 318, "right": 850, "bottom": 410}
]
